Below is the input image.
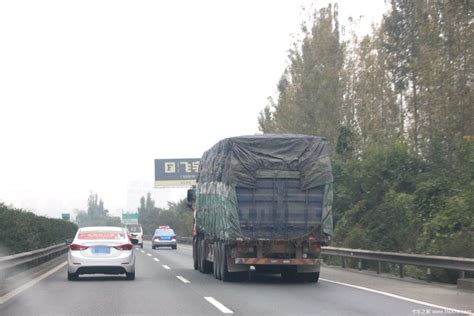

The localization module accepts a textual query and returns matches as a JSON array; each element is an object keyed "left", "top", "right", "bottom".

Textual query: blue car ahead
[{"left": 152, "top": 226, "right": 177, "bottom": 250}]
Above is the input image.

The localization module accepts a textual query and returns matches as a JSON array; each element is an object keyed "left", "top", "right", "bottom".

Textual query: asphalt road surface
[{"left": 0, "top": 242, "right": 472, "bottom": 316}]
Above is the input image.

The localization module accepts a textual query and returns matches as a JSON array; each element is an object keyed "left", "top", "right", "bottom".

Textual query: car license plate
[
  {"left": 161, "top": 237, "right": 170, "bottom": 240},
  {"left": 92, "top": 246, "right": 110, "bottom": 254}
]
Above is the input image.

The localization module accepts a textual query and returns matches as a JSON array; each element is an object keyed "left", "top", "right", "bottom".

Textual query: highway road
[{"left": 0, "top": 242, "right": 472, "bottom": 316}]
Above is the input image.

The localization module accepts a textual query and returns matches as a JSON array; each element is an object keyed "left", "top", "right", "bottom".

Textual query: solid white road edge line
[
  {"left": 204, "top": 297, "right": 233, "bottom": 314},
  {"left": 176, "top": 276, "right": 191, "bottom": 283},
  {"left": 320, "top": 278, "right": 472, "bottom": 315},
  {"left": 153, "top": 258, "right": 160, "bottom": 262},
  {"left": 0, "top": 261, "right": 67, "bottom": 305},
  {"left": 162, "top": 265, "right": 171, "bottom": 270}
]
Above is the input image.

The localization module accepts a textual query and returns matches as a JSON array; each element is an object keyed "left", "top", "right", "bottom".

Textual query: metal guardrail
[
  {"left": 321, "top": 246, "right": 474, "bottom": 280},
  {"left": 177, "top": 237, "right": 474, "bottom": 281},
  {"left": 0, "top": 243, "right": 69, "bottom": 286},
  {"left": 177, "top": 237, "right": 193, "bottom": 244}
]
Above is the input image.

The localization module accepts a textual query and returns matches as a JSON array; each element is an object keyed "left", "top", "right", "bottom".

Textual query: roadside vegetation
[
  {"left": 137, "top": 192, "right": 193, "bottom": 238},
  {"left": 74, "top": 192, "right": 121, "bottom": 227},
  {"left": 258, "top": 0, "right": 473, "bottom": 270},
  {"left": 0, "top": 203, "right": 78, "bottom": 255}
]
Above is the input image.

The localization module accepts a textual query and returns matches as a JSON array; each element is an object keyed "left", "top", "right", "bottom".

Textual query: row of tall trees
[
  {"left": 75, "top": 192, "right": 121, "bottom": 227},
  {"left": 258, "top": 0, "right": 473, "bottom": 265},
  {"left": 137, "top": 192, "right": 192, "bottom": 237},
  {"left": 260, "top": 1, "right": 472, "bottom": 154}
]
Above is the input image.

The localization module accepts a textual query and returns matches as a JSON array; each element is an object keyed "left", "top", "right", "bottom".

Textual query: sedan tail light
[
  {"left": 171, "top": 236, "right": 176, "bottom": 240},
  {"left": 70, "top": 244, "right": 89, "bottom": 251},
  {"left": 114, "top": 243, "right": 134, "bottom": 251}
]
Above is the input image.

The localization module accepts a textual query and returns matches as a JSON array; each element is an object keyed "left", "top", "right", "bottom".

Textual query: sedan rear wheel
[
  {"left": 126, "top": 272, "right": 135, "bottom": 280},
  {"left": 67, "top": 272, "right": 78, "bottom": 281}
]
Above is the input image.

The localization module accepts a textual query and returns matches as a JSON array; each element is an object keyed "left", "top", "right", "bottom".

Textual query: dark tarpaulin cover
[
  {"left": 196, "top": 134, "right": 334, "bottom": 240},
  {"left": 198, "top": 134, "right": 333, "bottom": 189}
]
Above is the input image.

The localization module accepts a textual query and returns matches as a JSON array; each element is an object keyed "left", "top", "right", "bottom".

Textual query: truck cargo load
[
  {"left": 196, "top": 134, "right": 333, "bottom": 241},
  {"left": 190, "top": 134, "right": 334, "bottom": 282}
]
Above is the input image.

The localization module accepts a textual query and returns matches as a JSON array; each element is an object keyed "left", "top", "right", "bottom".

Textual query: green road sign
[
  {"left": 122, "top": 212, "right": 138, "bottom": 223},
  {"left": 61, "top": 213, "right": 70, "bottom": 221}
]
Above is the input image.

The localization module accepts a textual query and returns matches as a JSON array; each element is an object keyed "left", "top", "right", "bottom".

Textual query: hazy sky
[{"left": 0, "top": 0, "right": 387, "bottom": 218}]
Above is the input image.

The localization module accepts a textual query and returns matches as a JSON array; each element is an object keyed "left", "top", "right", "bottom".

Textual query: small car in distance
[
  {"left": 125, "top": 223, "right": 144, "bottom": 248},
  {"left": 152, "top": 226, "right": 177, "bottom": 250},
  {"left": 67, "top": 226, "right": 137, "bottom": 281}
]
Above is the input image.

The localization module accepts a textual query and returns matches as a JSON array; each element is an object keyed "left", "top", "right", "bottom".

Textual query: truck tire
[
  {"left": 213, "top": 242, "right": 219, "bottom": 279},
  {"left": 221, "top": 242, "right": 233, "bottom": 282},
  {"left": 281, "top": 270, "right": 297, "bottom": 282},
  {"left": 193, "top": 237, "right": 198, "bottom": 270},
  {"left": 197, "top": 238, "right": 203, "bottom": 272},
  {"left": 199, "top": 239, "right": 212, "bottom": 274},
  {"left": 216, "top": 241, "right": 222, "bottom": 280},
  {"left": 299, "top": 272, "right": 319, "bottom": 283}
]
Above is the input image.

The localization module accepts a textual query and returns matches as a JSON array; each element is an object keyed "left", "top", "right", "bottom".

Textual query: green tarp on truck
[{"left": 196, "top": 134, "right": 333, "bottom": 241}]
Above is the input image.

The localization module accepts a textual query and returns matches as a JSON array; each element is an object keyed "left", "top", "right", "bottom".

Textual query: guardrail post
[
  {"left": 341, "top": 258, "right": 345, "bottom": 268},
  {"left": 427, "top": 268, "right": 432, "bottom": 283},
  {"left": 377, "top": 261, "right": 381, "bottom": 274},
  {"left": 459, "top": 270, "right": 465, "bottom": 279},
  {"left": 358, "top": 259, "right": 362, "bottom": 271},
  {"left": 399, "top": 264, "right": 404, "bottom": 278}
]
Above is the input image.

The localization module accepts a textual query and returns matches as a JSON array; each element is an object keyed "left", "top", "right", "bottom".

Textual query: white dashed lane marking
[
  {"left": 147, "top": 253, "right": 152, "bottom": 257},
  {"left": 204, "top": 297, "right": 233, "bottom": 314},
  {"left": 162, "top": 265, "right": 171, "bottom": 270},
  {"left": 153, "top": 258, "right": 160, "bottom": 262},
  {"left": 176, "top": 276, "right": 190, "bottom": 283}
]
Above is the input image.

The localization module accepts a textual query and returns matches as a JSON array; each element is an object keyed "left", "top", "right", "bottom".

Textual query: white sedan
[{"left": 67, "top": 226, "right": 136, "bottom": 281}]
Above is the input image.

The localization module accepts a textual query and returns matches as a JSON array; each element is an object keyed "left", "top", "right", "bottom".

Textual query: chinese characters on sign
[{"left": 155, "top": 158, "right": 201, "bottom": 187}]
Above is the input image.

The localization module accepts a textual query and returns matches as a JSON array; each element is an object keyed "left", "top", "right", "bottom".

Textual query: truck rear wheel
[
  {"left": 199, "top": 239, "right": 212, "bottom": 274},
  {"left": 213, "top": 241, "right": 220, "bottom": 279},
  {"left": 193, "top": 237, "right": 198, "bottom": 270},
  {"left": 221, "top": 242, "right": 233, "bottom": 282},
  {"left": 299, "top": 272, "right": 319, "bottom": 283},
  {"left": 281, "top": 267, "right": 297, "bottom": 281}
]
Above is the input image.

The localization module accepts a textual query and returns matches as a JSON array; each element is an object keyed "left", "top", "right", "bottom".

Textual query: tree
[
  {"left": 75, "top": 193, "right": 120, "bottom": 227},
  {"left": 259, "top": 4, "right": 345, "bottom": 146}
]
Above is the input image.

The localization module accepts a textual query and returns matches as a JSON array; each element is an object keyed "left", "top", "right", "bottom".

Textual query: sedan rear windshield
[
  {"left": 126, "top": 224, "right": 142, "bottom": 233},
  {"left": 78, "top": 231, "right": 125, "bottom": 239},
  {"left": 155, "top": 229, "right": 174, "bottom": 235}
]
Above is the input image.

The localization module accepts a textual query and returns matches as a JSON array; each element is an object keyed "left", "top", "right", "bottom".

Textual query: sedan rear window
[
  {"left": 155, "top": 229, "right": 174, "bottom": 235},
  {"left": 78, "top": 231, "right": 124, "bottom": 239},
  {"left": 126, "top": 224, "right": 142, "bottom": 233}
]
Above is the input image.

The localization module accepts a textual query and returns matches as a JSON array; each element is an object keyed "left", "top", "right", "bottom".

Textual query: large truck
[{"left": 187, "top": 134, "right": 333, "bottom": 282}]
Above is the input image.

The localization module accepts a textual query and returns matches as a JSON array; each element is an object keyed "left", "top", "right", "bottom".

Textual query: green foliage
[
  {"left": 75, "top": 192, "right": 121, "bottom": 227},
  {"left": 137, "top": 193, "right": 193, "bottom": 237},
  {"left": 260, "top": 4, "right": 344, "bottom": 146},
  {"left": 258, "top": 1, "right": 473, "bottom": 263},
  {"left": 0, "top": 203, "right": 78, "bottom": 255},
  {"left": 333, "top": 141, "right": 473, "bottom": 261}
]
